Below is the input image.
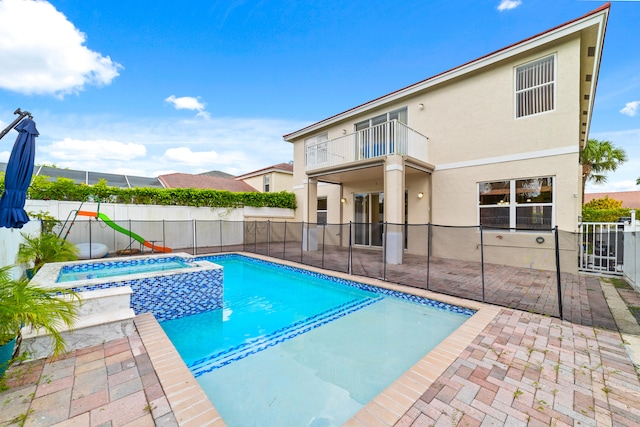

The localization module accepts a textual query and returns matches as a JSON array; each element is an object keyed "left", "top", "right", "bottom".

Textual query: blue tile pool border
[{"left": 196, "top": 253, "right": 477, "bottom": 317}]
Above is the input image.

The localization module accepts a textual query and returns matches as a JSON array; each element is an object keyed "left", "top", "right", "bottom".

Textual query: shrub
[{"left": 584, "top": 196, "right": 623, "bottom": 210}]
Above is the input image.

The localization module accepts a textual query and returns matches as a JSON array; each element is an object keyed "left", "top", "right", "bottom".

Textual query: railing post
[
  {"left": 301, "top": 222, "right": 304, "bottom": 264},
  {"left": 480, "top": 224, "right": 485, "bottom": 303},
  {"left": 219, "top": 220, "right": 223, "bottom": 253},
  {"left": 129, "top": 219, "right": 133, "bottom": 256},
  {"left": 254, "top": 220, "right": 257, "bottom": 253},
  {"left": 163, "top": 220, "right": 166, "bottom": 253},
  {"left": 242, "top": 220, "right": 246, "bottom": 252},
  {"left": 383, "top": 222, "right": 387, "bottom": 281},
  {"left": 267, "top": 220, "right": 271, "bottom": 257},
  {"left": 348, "top": 222, "right": 353, "bottom": 275},
  {"left": 283, "top": 221, "right": 287, "bottom": 259},
  {"left": 89, "top": 217, "right": 93, "bottom": 259},
  {"left": 194, "top": 219, "right": 198, "bottom": 255},
  {"left": 555, "top": 226, "right": 563, "bottom": 320},
  {"left": 426, "top": 224, "right": 431, "bottom": 290},
  {"left": 193, "top": 219, "right": 196, "bottom": 255},
  {"left": 321, "top": 223, "right": 326, "bottom": 269}
]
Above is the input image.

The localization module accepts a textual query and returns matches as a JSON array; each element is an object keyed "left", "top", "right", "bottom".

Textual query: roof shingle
[{"left": 158, "top": 173, "right": 258, "bottom": 192}]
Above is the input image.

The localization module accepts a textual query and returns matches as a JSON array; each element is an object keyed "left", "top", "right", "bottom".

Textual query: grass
[
  {"left": 609, "top": 277, "right": 633, "bottom": 290},
  {"left": 628, "top": 306, "right": 640, "bottom": 325}
]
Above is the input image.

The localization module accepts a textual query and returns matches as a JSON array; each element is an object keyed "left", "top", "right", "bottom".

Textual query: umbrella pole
[{"left": 0, "top": 108, "right": 32, "bottom": 141}]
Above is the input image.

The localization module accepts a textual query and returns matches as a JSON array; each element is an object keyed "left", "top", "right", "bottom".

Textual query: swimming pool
[{"left": 162, "top": 255, "right": 473, "bottom": 426}]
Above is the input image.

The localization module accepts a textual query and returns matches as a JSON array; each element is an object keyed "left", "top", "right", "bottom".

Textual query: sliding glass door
[{"left": 354, "top": 192, "right": 384, "bottom": 247}]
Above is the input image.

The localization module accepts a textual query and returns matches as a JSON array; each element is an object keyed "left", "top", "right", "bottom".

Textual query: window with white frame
[
  {"left": 479, "top": 177, "right": 553, "bottom": 230},
  {"left": 263, "top": 174, "right": 270, "bottom": 192},
  {"left": 305, "top": 132, "right": 328, "bottom": 167},
  {"left": 355, "top": 107, "right": 408, "bottom": 159},
  {"left": 515, "top": 55, "right": 555, "bottom": 118},
  {"left": 317, "top": 197, "right": 327, "bottom": 224}
]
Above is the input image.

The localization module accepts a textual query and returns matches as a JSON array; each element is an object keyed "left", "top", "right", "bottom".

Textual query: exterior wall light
[
  {"left": 417, "top": 192, "right": 424, "bottom": 199},
  {"left": 340, "top": 197, "right": 347, "bottom": 203},
  {"left": 418, "top": 103, "right": 424, "bottom": 110}
]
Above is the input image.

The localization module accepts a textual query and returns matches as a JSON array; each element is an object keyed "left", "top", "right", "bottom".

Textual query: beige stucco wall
[
  {"left": 241, "top": 171, "right": 293, "bottom": 193},
  {"left": 286, "top": 33, "right": 586, "bottom": 272}
]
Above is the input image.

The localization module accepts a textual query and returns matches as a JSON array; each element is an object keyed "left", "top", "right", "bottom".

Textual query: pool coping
[{"left": 136, "top": 252, "right": 502, "bottom": 426}]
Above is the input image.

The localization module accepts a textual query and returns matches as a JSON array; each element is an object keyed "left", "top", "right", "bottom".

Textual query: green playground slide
[{"left": 77, "top": 210, "right": 171, "bottom": 252}]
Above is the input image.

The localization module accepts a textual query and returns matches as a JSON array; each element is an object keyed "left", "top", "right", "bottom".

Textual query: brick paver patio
[
  {"left": 397, "top": 309, "right": 640, "bottom": 426},
  {"left": 0, "top": 333, "right": 177, "bottom": 426}
]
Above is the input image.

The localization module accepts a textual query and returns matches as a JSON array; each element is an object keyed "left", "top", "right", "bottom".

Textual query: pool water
[
  {"left": 57, "top": 258, "right": 191, "bottom": 282},
  {"left": 161, "top": 256, "right": 471, "bottom": 427}
]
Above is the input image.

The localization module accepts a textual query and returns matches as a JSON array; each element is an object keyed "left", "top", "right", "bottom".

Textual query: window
[
  {"left": 515, "top": 55, "right": 555, "bottom": 118},
  {"left": 355, "top": 107, "right": 407, "bottom": 159},
  {"left": 305, "top": 133, "right": 328, "bottom": 167},
  {"left": 479, "top": 177, "right": 553, "bottom": 230},
  {"left": 263, "top": 174, "right": 270, "bottom": 192},
  {"left": 317, "top": 197, "right": 327, "bottom": 225}
]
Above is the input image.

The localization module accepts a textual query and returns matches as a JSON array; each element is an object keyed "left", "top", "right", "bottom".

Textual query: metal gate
[{"left": 578, "top": 222, "right": 624, "bottom": 275}]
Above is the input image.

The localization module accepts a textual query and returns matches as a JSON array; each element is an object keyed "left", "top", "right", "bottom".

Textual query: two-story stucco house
[{"left": 283, "top": 4, "right": 609, "bottom": 272}]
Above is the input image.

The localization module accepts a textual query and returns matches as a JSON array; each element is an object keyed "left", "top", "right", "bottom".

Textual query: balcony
[{"left": 305, "top": 120, "right": 429, "bottom": 172}]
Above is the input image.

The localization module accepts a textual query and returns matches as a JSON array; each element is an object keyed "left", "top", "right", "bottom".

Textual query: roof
[
  {"left": 0, "top": 162, "right": 163, "bottom": 188},
  {"left": 198, "top": 170, "right": 235, "bottom": 178},
  {"left": 283, "top": 3, "right": 610, "bottom": 142},
  {"left": 235, "top": 162, "right": 294, "bottom": 180},
  {"left": 584, "top": 191, "right": 640, "bottom": 209},
  {"left": 158, "top": 173, "right": 258, "bottom": 192}
]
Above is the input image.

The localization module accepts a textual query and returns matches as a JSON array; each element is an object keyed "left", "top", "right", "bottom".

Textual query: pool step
[
  {"left": 190, "top": 296, "right": 384, "bottom": 377},
  {"left": 20, "top": 287, "right": 136, "bottom": 360}
]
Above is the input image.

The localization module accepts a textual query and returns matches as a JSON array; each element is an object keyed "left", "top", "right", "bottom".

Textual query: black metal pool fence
[{"left": 47, "top": 219, "right": 618, "bottom": 327}]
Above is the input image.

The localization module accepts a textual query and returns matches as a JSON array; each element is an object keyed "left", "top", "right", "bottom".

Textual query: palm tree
[
  {"left": 579, "top": 138, "right": 627, "bottom": 202},
  {"left": 0, "top": 265, "right": 78, "bottom": 366},
  {"left": 16, "top": 232, "right": 79, "bottom": 276}
]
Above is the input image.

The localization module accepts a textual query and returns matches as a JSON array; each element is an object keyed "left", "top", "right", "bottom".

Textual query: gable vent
[{"left": 587, "top": 47, "right": 596, "bottom": 57}]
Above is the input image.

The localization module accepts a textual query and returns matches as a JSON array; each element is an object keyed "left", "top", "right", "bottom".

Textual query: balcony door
[
  {"left": 355, "top": 107, "right": 407, "bottom": 159},
  {"left": 354, "top": 192, "right": 384, "bottom": 247}
]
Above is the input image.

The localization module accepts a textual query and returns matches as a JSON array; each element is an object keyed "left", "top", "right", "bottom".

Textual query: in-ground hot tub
[{"left": 24, "top": 253, "right": 224, "bottom": 359}]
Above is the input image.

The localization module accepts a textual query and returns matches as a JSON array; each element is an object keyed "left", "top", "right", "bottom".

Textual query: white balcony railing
[{"left": 305, "top": 120, "right": 428, "bottom": 172}]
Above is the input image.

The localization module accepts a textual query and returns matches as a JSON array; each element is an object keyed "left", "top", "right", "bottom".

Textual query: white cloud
[
  {"left": 165, "top": 95, "right": 207, "bottom": 112},
  {"left": 497, "top": 0, "right": 522, "bottom": 11},
  {"left": 0, "top": 0, "right": 122, "bottom": 97},
  {"left": 41, "top": 138, "right": 147, "bottom": 161},
  {"left": 0, "top": 150, "right": 10, "bottom": 162},
  {"left": 29, "top": 113, "right": 305, "bottom": 178},
  {"left": 620, "top": 101, "right": 640, "bottom": 117},
  {"left": 162, "top": 147, "right": 220, "bottom": 165}
]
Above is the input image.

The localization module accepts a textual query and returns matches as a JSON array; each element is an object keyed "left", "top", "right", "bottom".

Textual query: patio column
[
  {"left": 385, "top": 155, "right": 404, "bottom": 264},
  {"left": 303, "top": 177, "right": 318, "bottom": 251}
]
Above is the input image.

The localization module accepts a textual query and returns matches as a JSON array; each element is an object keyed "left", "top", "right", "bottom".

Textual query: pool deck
[{"left": 2, "top": 253, "right": 640, "bottom": 426}]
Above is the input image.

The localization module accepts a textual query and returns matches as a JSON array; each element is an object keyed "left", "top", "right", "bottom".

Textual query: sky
[{"left": 0, "top": 0, "right": 638, "bottom": 193}]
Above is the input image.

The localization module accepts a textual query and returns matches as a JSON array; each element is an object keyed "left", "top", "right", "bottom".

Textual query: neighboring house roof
[
  {"left": 283, "top": 3, "right": 609, "bottom": 145},
  {"left": 198, "top": 170, "right": 235, "bottom": 178},
  {"left": 234, "top": 162, "right": 294, "bottom": 180},
  {"left": 0, "top": 162, "right": 163, "bottom": 188},
  {"left": 158, "top": 173, "right": 257, "bottom": 192},
  {"left": 584, "top": 191, "right": 640, "bottom": 209}
]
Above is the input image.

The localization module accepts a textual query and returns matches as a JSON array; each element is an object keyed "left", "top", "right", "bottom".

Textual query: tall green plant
[
  {"left": 16, "top": 233, "right": 79, "bottom": 275},
  {"left": 0, "top": 265, "right": 78, "bottom": 357}
]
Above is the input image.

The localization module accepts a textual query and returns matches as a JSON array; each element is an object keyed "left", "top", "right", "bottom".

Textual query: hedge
[{"left": 0, "top": 174, "right": 297, "bottom": 210}]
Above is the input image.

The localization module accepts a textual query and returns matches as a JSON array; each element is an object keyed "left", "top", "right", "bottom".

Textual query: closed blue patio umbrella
[{"left": 0, "top": 117, "right": 38, "bottom": 228}]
